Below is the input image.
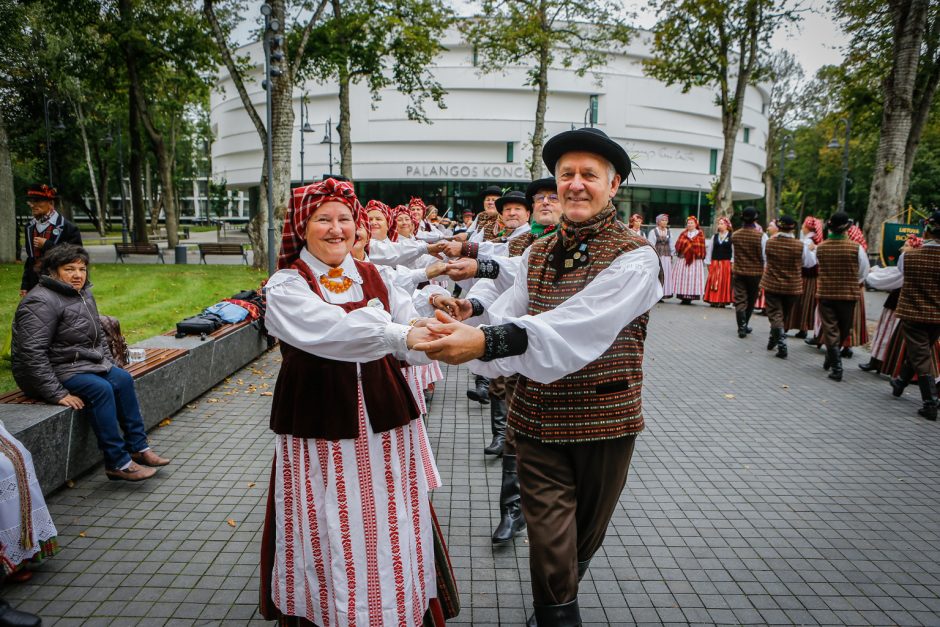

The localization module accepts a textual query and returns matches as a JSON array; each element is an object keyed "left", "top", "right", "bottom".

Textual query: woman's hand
[
  {"left": 444, "top": 258, "right": 478, "bottom": 281},
  {"left": 441, "top": 241, "right": 464, "bottom": 258},
  {"left": 425, "top": 261, "right": 447, "bottom": 279},
  {"left": 406, "top": 325, "right": 444, "bottom": 350},
  {"left": 430, "top": 295, "right": 473, "bottom": 321},
  {"left": 426, "top": 241, "right": 448, "bottom": 256},
  {"left": 58, "top": 394, "right": 85, "bottom": 410},
  {"left": 413, "top": 311, "right": 486, "bottom": 364}
]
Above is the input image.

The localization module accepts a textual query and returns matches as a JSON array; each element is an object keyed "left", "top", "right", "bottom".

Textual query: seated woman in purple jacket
[{"left": 11, "top": 244, "right": 170, "bottom": 482}]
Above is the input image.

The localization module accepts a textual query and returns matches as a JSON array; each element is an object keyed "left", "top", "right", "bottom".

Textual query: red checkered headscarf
[
  {"left": 277, "top": 178, "right": 364, "bottom": 270},
  {"left": 846, "top": 223, "right": 868, "bottom": 250},
  {"left": 629, "top": 213, "right": 643, "bottom": 228},
  {"left": 408, "top": 197, "right": 427, "bottom": 219},
  {"left": 365, "top": 199, "right": 397, "bottom": 242},
  {"left": 392, "top": 204, "right": 417, "bottom": 236},
  {"left": 907, "top": 234, "right": 924, "bottom": 249},
  {"left": 803, "top": 216, "right": 823, "bottom": 245},
  {"left": 685, "top": 216, "right": 700, "bottom": 230},
  {"left": 716, "top": 217, "right": 732, "bottom": 231}
]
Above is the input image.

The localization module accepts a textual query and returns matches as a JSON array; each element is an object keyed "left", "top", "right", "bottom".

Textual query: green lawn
[{"left": 0, "top": 263, "right": 267, "bottom": 394}]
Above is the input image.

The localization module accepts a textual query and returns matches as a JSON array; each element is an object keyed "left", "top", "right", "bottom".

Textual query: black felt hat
[
  {"left": 777, "top": 215, "right": 797, "bottom": 229},
  {"left": 828, "top": 211, "right": 851, "bottom": 232},
  {"left": 479, "top": 185, "right": 503, "bottom": 200},
  {"left": 525, "top": 177, "right": 556, "bottom": 206},
  {"left": 742, "top": 207, "right": 759, "bottom": 222},
  {"left": 925, "top": 210, "right": 940, "bottom": 235},
  {"left": 26, "top": 183, "right": 57, "bottom": 200},
  {"left": 542, "top": 128, "right": 631, "bottom": 180},
  {"left": 495, "top": 190, "right": 531, "bottom": 213}
]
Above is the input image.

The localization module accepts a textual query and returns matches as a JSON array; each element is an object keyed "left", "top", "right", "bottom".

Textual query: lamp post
[
  {"left": 43, "top": 96, "right": 65, "bottom": 186},
  {"left": 696, "top": 184, "right": 702, "bottom": 224},
  {"left": 775, "top": 133, "right": 797, "bottom": 214},
  {"left": 261, "top": 2, "right": 283, "bottom": 275},
  {"left": 299, "top": 94, "right": 314, "bottom": 184},
  {"left": 321, "top": 117, "right": 333, "bottom": 176},
  {"left": 827, "top": 118, "right": 851, "bottom": 213},
  {"left": 102, "top": 128, "right": 129, "bottom": 244}
]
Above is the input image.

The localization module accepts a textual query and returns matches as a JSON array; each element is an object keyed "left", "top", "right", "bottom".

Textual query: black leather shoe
[
  {"left": 827, "top": 347, "right": 843, "bottom": 381},
  {"left": 776, "top": 335, "right": 788, "bottom": 359},
  {"left": 918, "top": 379, "right": 939, "bottom": 421},
  {"left": 493, "top": 455, "right": 525, "bottom": 543},
  {"left": 533, "top": 599, "right": 581, "bottom": 627},
  {"left": 805, "top": 336, "right": 819, "bottom": 346},
  {"left": 794, "top": 331, "right": 807, "bottom": 339},
  {"left": 766, "top": 332, "right": 777, "bottom": 351},
  {"left": 736, "top": 311, "right": 747, "bottom": 338},
  {"left": 841, "top": 347, "right": 853, "bottom": 358},
  {"left": 484, "top": 398, "right": 507, "bottom": 455},
  {"left": 484, "top": 434, "right": 505, "bottom": 456},
  {"left": 858, "top": 361, "right": 877, "bottom": 372},
  {"left": 891, "top": 378, "right": 908, "bottom": 397},
  {"left": 0, "top": 600, "right": 42, "bottom": 627},
  {"left": 467, "top": 376, "right": 490, "bottom": 404}
]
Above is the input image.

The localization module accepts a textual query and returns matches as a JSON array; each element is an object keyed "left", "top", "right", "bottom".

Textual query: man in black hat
[
  {"left": 759, "top": 215, "right": 816, "bottom": 358},
  {"left": 890, "top": 210, "right": 940, "bottom": 420},
  {"left": 731, "top": 207, "right": 766, "bottom": 338},
  {"left": 414, "top": 128, "right": 662, "bottom": 627},
  {"left": 20, "top": 184, "right": 82, "bottom": 296},
  {"left": 814, "top": 211, "right": 869, "bottom": 381}
]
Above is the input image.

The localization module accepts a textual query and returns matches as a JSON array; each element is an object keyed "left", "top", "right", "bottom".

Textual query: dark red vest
[{"left": 269, "top": 258, "right": 419, "bottom": 440}]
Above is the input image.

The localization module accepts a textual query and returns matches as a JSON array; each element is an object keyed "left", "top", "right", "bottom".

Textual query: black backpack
[{"left": 175, "top": 312, "right": 225, "bottom": 339}]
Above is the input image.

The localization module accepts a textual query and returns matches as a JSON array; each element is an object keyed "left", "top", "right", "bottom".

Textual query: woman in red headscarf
[
  {"left": 672, "top": 216, "right": 707, "bottom": 304},
  {"left": 260, "top": 178, "right": 446, "bottom": 627},
  {"left": 787, "top": 216, "right": 823, "bottom": 338},
  {"left": 366, "top": 200, "right": 447, "bottom": 268},
  {"left": 627, "top": 213, "right": 644, "bottom": 236},
  {"left": 704, "top": 217, "right": 733, "bottom": 307}
]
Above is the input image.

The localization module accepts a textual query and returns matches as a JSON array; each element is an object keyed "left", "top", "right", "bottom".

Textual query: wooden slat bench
[
  {"left": 114, "top": 242, "right": 165, "bottom": 263},
  {"left": 198, "top": 242, "right": 248, "bottom": 265},
  {"left": 0, "top": 347, "right": 187, "bottom": 405}
]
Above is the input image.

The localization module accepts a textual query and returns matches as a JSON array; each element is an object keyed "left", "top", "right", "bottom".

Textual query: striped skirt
[
  {"left": 703, "top": 260, "right": 732, "bottom": 305},
  {"left": 869, "top": 307, "right": 900, "bottom": 363},
  {"left": 403, "top": 363, "right": 443, "bottom": 415},
  {"left": 658, "top": 256, "right": 674, "bottom": 297},
  {"left": 812, "top": 287, "right": 869, "bottom": 347},
  {"left": 880, "top": 323, "right": 940, "bottom": 379},
  {"left": 672, "top": 258, "right": 705, "bottom": 300},
  {"left": 787, "top": 275, "right": 817, "bottom": 332}
]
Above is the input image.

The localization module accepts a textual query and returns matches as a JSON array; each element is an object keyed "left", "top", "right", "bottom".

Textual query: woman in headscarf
[
  {"left": 647, "top": 214, "right": 674, "bottom": 300},
  {"left": 842, "top": 222, "right": 871, "bottom": 356},
  {"left": 366, "top": 200, "right": 447, "bottom": 268},
  {"left": 788, "top": 215, "right": 823, "bottom": 339},
  {"left": 861, "top": 235, "right": 919, "bottom": 374},
  {"left": 627, "top": 213, "right": 644, "bottom": 236},
  {"left": 260, "top": 178, "right": 445, "bottom": 627},
  {"left": 410, "top": 197, "right": 447, "bottom": 243},
  {"left": 704, "top": 216, "right": 733, "bottom": 308},
  {"left": 672, "top": 216, "right": 706, "bottom": 304}
]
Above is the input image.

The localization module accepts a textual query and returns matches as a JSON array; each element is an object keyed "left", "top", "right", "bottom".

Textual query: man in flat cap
[
  {"left": 20, "top": 184, "right": 82, "bottom": 296},
  {"left": 414, "top": 128, "right": 662, "bottom": 626}
]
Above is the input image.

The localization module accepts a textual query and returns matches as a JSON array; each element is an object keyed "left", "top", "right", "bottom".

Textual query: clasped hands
[{"left": 405, "top": 310, "right": 485, "bottom": 364}]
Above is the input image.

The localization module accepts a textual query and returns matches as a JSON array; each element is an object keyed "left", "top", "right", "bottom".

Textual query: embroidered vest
[
  {"left": 508, "top": 232, "right": 536, "bottom": 257},
  {"left": 269, "top": 259, "right": 419, "bottom": 440},
  {"left": 896, "top": 246, "right": 940, "bottom": 324},
  {"left": 711, "top": 234, "right": 732, "bottom": 261},
  {"left": 760, "top": 237, "right": 804, "bottom": 295},
  {"left": 508, "top": 221, "right": 652, "bottom": 444},
  {"left": 652, "top": 229, "right": 671, "bottom": 258},
  {"left": 815, "top": 239, "right": 861, "bottom": 301},
  {"left": 731, "top": 227, "right": 764, "bottom": 276}
]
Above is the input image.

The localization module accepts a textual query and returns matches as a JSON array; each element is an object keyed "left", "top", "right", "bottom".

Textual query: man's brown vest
[
  {"left": 815, "top": 239, "right": 861, "bottom": 301},
  {"left": 896, "top": 246, "right": 940, "bottom": 324},
  {"left": 731, "top": 227, "right": 764, "bottom": 276},
  {"left": 760, "top": 236, "right": 804, "bottom": 295},
  {"left": 508, "top": 221, "right": 652, "bottom": 444},
  {"left": 507, "top": 231, "right": 536, "bottom": 257},
  {"left": 269, "top": 259, "right": 419, "bottom": 440}
]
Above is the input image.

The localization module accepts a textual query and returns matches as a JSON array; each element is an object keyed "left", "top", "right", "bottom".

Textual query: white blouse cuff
[{"left": 385, "top": 322, "right": 411, "bottom": 354}]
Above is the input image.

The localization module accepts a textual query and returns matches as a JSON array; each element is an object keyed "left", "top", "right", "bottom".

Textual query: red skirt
[{"left": 703, "top": 260, "right": 732, "bottom": 305}]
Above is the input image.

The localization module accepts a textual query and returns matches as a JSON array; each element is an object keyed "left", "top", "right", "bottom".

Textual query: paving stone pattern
[{"left": 6, "top": 301, "right": 940, "bottom": 626}]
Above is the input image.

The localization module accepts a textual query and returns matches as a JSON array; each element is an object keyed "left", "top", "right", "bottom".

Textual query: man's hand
[
  {"left": 425, "top": 261, "right": 447, "bottom": 279},
  {"left": 58, "top": 394, "right": 85, "bottom": 410},
  {"left": 32, "top": 236, "right": 44, "bottom": 251},
  {"left": 444, "top": 258, "right": 478, "bottom": 282},
  {"left": 426, "top": 241, "right": 448, "bottom": 257},
  {"left": 452, "top": 232, "right": 469, "bottom": 242},
  {"left": 413, "top": 310, "right": 486, "bottom": 364},
  {"left": 430, "top": 295, "right": 474, "bottom": 321},
  {"left": 441, "top": 240, "right": 464, "bottom": 258}
]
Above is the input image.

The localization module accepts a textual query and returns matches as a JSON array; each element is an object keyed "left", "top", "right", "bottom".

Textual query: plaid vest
[
  {"left": 896, "top": 246, "right": 940, "bottom": 324},
  {"left": 731, "top": 227, "right": 764, "bottom": 276},
  {"left": 760, "top": 236, "right": 804, "bottom": 295},
  {"left": 508, "top": 220, "right": 651, "bottom": 444},
  {"left": 815, "top": 239, "right": 861, "bottom": 301}
]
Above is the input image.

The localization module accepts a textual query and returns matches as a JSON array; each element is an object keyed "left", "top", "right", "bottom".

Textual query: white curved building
[{"left": 209, "top": 27, "right": 769, "bottom": 225}]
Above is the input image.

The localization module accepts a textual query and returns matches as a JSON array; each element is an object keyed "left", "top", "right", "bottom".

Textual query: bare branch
[{"left": 290, "top": 0, "right": 330, "bottom": 79}]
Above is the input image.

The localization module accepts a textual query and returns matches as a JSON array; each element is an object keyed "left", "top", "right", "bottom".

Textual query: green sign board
[{"left": 881, "top": 222, "right": 922, "bottom": 266}]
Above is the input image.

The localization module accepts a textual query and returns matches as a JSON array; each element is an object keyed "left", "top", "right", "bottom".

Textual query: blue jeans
[{"left": 63, "top": 367, "right": 149, "bottom": 470}]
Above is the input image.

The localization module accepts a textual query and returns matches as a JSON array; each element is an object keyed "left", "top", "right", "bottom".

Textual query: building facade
[{"left": 209, "top": 27, "right": 769, "bottom": 225}]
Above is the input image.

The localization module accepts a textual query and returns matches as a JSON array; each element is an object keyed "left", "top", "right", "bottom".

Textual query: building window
[
  {"left": 472, "top": 46, "right": 478, "bottom": 67},
  {"left": 709, "top": 149, "right": 718, "bottom": 175},
  {"left": 506, "top": 141, "right": 514, "bottom": 163},
  {"left": 589, "top": 94, "right": 599, "bottom": 126},
  {"left": 743, "top": 127, "right": 750, "bottom": 144}
]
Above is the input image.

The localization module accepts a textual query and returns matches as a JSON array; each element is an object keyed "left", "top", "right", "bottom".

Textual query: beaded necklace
[{"left": 319, "top": 267, "right": 354, "bottom": 293}]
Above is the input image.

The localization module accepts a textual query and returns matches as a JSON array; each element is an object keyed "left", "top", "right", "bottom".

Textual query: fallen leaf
[
  {"left": 260, "top": 392, "right": 273, "bottom": 397},
  {"left": 723, "top": 394, "right": 736, "bottom": 400},
  {"left": 207, "top": 398, "right": 219, "bottom": 403},
  {"left": 260, "top": 383, "right": 270, "bottom": 389},
  {"left": 781, "top": 384, "right": 790, "bottom": 389},
  {"left": 186, "top": 404, "right": 197, "bottom": 409},
  {"left": 66, "top": 480, "right": 75, "bottom": 488},
  {"left": 227, "top": 519, "right": 237, "bottom": 527},
  {"left": 158, "top": 418, "right": 172, "bottom": 427},
  {"left": 225, "top": 377, "right": 231, "bottom": 383},
  {"left": 78, "top": 531, "right": 86, "bottom": 538},
  {"left": 248, "top": 482, "right": 256, "bottom": 488},
  {"left": 237, "top": 379, "right": 245, "bottom": 385}
]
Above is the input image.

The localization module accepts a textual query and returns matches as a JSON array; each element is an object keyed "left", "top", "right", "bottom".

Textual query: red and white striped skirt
[
  {"left": 672, "top": 258, "right": 705, "bottom": 299},
  {"left": 270, "top": 387, "right": 441, "bottom": 627},
  {"left": 869, "top": 308, "right": 899, "bottom": 362}
]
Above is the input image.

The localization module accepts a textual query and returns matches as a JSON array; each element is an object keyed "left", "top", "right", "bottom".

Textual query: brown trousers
[
  {"left": 764, "top": 293, "right": 798, "bottom": 330},
  {"left": 515, "top": 434, "right": 636, "bottom": 605},
  {"left": 818, "top": 299, "right": 856, "bottom": 348},
  {"left": 902, "top": 321, "right": 940, "bottom": 378},
  {"left": 733, "top": 275, "right": 762, "bottom": 314}
]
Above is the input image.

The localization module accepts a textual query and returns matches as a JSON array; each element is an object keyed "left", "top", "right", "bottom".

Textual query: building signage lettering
[
  {"left": 405, "top": 164, "right": 528, "bottom": 179},
  {"left": 624, "top": 142, "right": 696, "bottom": 163}
]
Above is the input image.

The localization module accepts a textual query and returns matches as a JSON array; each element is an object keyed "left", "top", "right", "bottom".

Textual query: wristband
[
  {"left": 475, "top": 259, "right": 500, "bottom": 280},
  {"left": 480, "top": 323, "right": 528, "bottom": 361}
]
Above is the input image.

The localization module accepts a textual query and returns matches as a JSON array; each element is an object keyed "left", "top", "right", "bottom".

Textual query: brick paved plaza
[{"left": 6, "top": 300, "right": 940, "bottom": 626}]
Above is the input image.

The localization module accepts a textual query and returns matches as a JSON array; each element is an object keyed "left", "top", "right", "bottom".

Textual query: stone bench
[{"left": 1, "top": 320, "right": 269, "bottom": 495}]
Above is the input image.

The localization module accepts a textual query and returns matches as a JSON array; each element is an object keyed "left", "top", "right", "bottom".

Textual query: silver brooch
[{"left": 367, "top": 297, "right": 385, "bottom": 311}]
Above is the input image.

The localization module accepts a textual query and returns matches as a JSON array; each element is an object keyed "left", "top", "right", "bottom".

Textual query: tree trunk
[
  {"left": 764, "top": 128, "right": 777, "bottom": 220},
  {"left": 865, "top": 0, "right": 929, "bottom": 245},
  {"left": 146, "top": 159, "right": 157, "bottom": 233},
  {"left": 529, "top": 37, "right": 550, "bottom": 180},
  {"left": 128, "top": 95, "right": 148, "bottom": 243},
  {"left": 0, "top": 117, "right": 15, "bottom": 263},
  {"left": 73, "top": 99, "right": 105, "bottom": 235},
  {"left": 715, "top": 111, "right": 739, "bottom": 217},
  {"left": 900, "top": 61, "right": 940, "bottom": 202},
  {"left": 337, "top": 66, "right": 353, "bottom": 179}
]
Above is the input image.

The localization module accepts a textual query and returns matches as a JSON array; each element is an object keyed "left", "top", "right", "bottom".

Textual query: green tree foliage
[{"left": 461, "top": 0, "right": 632, "bottom": 179}]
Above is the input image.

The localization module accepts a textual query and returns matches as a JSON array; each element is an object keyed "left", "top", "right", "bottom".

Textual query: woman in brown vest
[{"left": 259, "top": 178, "right": 445, "bottom": 626}]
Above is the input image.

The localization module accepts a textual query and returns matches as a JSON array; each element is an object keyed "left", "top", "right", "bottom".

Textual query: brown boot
[
  {"left": 132, "top": 450, "right": 171, "bottom": 467},
  {"left": 105, "top": 462, "right": 157, "bottom": 482}
]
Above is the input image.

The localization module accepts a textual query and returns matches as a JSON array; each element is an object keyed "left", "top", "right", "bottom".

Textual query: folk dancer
[
  {"left": 704, "top": 217, "right": 733, "bottom": 308},
  {"left": 672, "top": 216, "right": 706, "bottom": 304},
  {"left": 760, "top": 215, "right": 816, "bottom": 358},
  {"left": 647, "top": 214, "right": 674, "bottom": 300},
  {"left": 731, "top": 207, "right": 766, "bottom": 337}
]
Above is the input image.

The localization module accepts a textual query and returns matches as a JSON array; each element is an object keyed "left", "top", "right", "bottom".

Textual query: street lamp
[
  {"left": 827, "top": 117, "right": 851, "bottom": 213},
  {"left": 320, "top": 117, "right": 333, "bottom": 176},
  {"left": 102, "top": 128, "right": 129, "bottom": 244},
  {"left": 775, "top": 133, "right": 797, "bottom": 213},
  {"left": 299, "top": 94, "right": 315, "bottom": 184},
  {"left": 261, "top": 2, "right": 283, "bottom": 275},
  {"left": 43, "top": 96, "right": 65, "bottom": 186}
]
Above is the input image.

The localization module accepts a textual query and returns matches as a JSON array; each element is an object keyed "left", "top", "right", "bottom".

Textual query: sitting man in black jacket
[
  {"left": 20, "top": 184, "right": 82, "bottom": 297},
  {"left": 11, "top": 244, "right": 170, "bottom": 482}
]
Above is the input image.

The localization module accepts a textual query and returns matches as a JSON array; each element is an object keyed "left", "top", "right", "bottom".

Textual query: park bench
[
  {"left": 114, "top": 242, "right": 165, "bottom": 264},
  {"left": 198, "top": 242, "right": 248, "bottom": 265},
  {"left": 0, "top": 347, "right": 188, "bottom": 405}
]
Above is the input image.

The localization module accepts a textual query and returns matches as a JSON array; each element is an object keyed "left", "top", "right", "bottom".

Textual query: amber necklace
[{"left": 319, "top": 267, "right": 353, "bottom": 294}]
